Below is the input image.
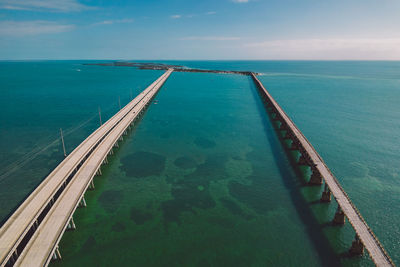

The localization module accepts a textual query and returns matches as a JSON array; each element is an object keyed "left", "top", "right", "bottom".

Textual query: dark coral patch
[
  {"left": 121, "top": 151, "right": 166, "bottom": 178},
  {"left": 228, "top": 150, "right": 275, "bottom": 214},
  {"left": 174, "top": 156, "right": 197, "bottom": 169},
  {"left": 207, "top": 216, "right": 236, "bottom": 228},
  {"left": 194, "top": 137, "right": 216, "bottom": 149},
  {"left": 98, "top": 190, "right": 123, "bottom": 213},
  {"left": 228, "top": 179, "right": 273, "bottom": 215},
  {"left": 219, "top": 198, "right": 253, "bottom": 220},
  {"left": 161, "top": 154, "right": 228, "bottom": 224},
  {"left": 130, "top": 207, "right": 153, "bottom": 225}
]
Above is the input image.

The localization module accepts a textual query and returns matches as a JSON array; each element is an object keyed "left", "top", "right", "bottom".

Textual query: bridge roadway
[
  {"left": 251, "top": 73, "right": 394, "bottom": 267},
  {"left": 0, "top": 69, "right": 173, "bottom": 267}
]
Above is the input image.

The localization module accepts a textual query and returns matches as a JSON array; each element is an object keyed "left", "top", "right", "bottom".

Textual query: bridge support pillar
[
  {"left": 349, "top": 234, "right": 364, "bottom": 256},
  {"left": 283, "top": 130, "right": 292, "bottom": 140},
  {"left": 109, "top": 149, "right": 113, "bottom": 156},
  {"left": 79, "top": 196, "right": 87, "bottom": 208},
  {"left": 114, "top": 142, "right": 119, "bottom": 148},
  {"left": 298, "top": 154, "right": 310, "bottom": 166},
  {"left": 309, "top": 167, "right": 323, "bottom": 185},
  {"left": 67, "top": 217, "right": 76, "bottom": 231},
  {"left": 119, "top": 135, "right": 123, "bottom": 141},
  {"left": 279, "top": 122, "right": 287, "bottom": 130},
  {"left": 333, "top": 206, "right": 346, "bottom": 225},
  {"left": 52, "top": 246, "right": 62, "bottom": 261},
  {"left": 89, "top": 179, "right": 95, "bottom": 190},
  {"left": 290, "top": 140, "right": 300, "bottom": 151},
  {"left": 96, "top": 168, "right": 102, "bottom": 176},
  {"left": 272, "top": 114, "right": 281, "bottom": 122},
  {"left": 320, "top": 184, "right": 332, "bottom": 202}
]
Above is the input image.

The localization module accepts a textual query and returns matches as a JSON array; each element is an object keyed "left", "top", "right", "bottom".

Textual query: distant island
[{"left": 84, "top": 61, "right": 256, "bottom": 76}]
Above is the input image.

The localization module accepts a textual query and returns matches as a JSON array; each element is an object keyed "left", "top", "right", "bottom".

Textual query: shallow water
[
  {"left": 0, "top": 61, "right": 163, "bottom": 222},
  {"left": 0, "top": 61, "right": 399, "bottom": 266}
]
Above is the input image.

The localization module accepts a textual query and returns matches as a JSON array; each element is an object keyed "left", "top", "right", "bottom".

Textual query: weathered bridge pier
[
  {"left": 251, "top": 73, "right": 395, "bottom": 267},
  {"left": 0, "top": 69, "right": 173, "bottom": 267}
]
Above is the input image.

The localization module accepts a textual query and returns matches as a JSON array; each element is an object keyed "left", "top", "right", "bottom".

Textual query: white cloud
[
  {"left": 0, "top": 0, "right": 93, "bottom": 12},
  {"left": 180, "top": 36, "right": 241, "bottom": 41},
  {"left": 232, "top": 0, "right": 249, "bottom": 3},
  {"left": 244, "top": 38, "right": 400, "bottom": 59},
  {"left": 92, "top": 18, "right": 134, "bottom": 26},
  {"left": 206, "top": 11, "right": 216, "bottom": 15},
  {"left": 0, "top": 20, "right": 74, "bottom": 36},
  {"left": 170, "top": 14, "right": 181, "bottom": 19}
]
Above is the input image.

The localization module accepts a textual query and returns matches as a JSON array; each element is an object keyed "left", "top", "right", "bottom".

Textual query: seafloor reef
[{"left": 84, "top": 61, "right": 255, "bottom": 75}]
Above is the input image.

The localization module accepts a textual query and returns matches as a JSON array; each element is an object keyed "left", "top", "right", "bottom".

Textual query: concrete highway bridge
[
  {"left": 0, "top": 69, "right": 172, "bottom": 266},
  {"left": 0, "top": 69, "right": 395, "bottom": 266}
]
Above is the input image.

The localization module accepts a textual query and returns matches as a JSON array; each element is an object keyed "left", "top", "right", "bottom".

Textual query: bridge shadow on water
[{"left": 246, "top": 76, "right": 342, "bottom": 267}]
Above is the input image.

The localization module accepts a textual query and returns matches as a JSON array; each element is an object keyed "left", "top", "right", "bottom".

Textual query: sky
[{"left": 0, "top": 0, "right": 400, "bottom": 60}]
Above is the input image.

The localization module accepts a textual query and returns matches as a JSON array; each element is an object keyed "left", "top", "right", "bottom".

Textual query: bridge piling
[
  {"left": 283, "top": 131, "right": 292, "bottom": 139},
  {"left": 298, "top": 154, "right": 310, "bottom": 165},
  {"left": 66, "top": 217, "right": 76, "bottom": 231},
  {"left": 309, "top": 166, "right": 323, "bottom": 185},
  {"left": 279, "top": 122, "right": 288, "bottom": 130},
  {"left": 321, "top": 184, "right": 332, "bottom": 202},
  {"left": 78, "top": 196, "right": 86, "bottom": 208},
  {"left": 350, "top": 234, "right": 365, "bottom": 255},
  {"left": 89, "top": 179, "right": 95, "bottom": 190},
  {"left": 333, "top": 205, "right": 346, "bottom": 225},
  {"left": 290, "top": 140, "right": 300, "bottom": 151},
  {"left": 52, "top": 247, "right": 62, "bottom": 261}
]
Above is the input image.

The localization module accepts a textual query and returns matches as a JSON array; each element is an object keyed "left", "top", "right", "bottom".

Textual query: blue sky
[{"left": 0, "top": 0, "right": 399, "bottom": 60}]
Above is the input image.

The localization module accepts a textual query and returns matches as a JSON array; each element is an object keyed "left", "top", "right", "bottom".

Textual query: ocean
[{"left": 0, "top": 61, "right": 399, "bottom": 266}]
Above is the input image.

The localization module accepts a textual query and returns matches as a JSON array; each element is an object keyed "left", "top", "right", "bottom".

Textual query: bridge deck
[
  {"left": 0, "top": 70, "right": 172, "bottom": 266},
  {"left": 251, "top": 73, "right": 394, "bottom": 267}
]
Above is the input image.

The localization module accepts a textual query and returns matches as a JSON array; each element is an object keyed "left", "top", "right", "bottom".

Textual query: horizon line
[{"left": 1, "top": 59, "right": 400, "bottom": 62}]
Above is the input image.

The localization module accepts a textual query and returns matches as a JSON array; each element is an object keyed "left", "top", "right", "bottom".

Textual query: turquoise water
[
  {"left": 0, "top": 61, "right": 163, "bottom": 221},
  {"left": 0, "top": 61, "right": 399, "bottom": 266}
]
